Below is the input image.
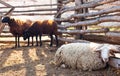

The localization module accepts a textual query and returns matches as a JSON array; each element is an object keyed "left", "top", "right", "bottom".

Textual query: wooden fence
[{"left": 0, "top": 0, "right": 120, "bottom": 44}]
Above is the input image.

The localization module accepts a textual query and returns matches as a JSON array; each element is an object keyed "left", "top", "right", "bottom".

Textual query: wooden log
[
  {"left": 55, "top": 6, "right": 120, "bottom": 22},
  {"left": 106, "top": 32, "right": 120, "bottom": 38},
  {"left": 0, "top": 3, "right": 58, "bottom": 9},
  {"left": 62, "top": 0, "right": 74, "bottom": 4},
  {"left": 4, "top": 7, "right": 15, "bottom": 16},
  {"left": 0, "top": 8, "right": 57, "bottom": 13},
  {"left": 0, "top": 23, "right": 5, "bottom": 35},
  {"left": 98, "top": 22, "right": 120, "bottom": 28},
  {"left": 0, "top": 0, "right": 13, "bottom": 7},
  {"left": 0, "top": 35, "right": 13, "bottom": 37},
  {"left": 83, "top": 34, "right": 120, "bottom": 45},
  {"left": 58, "top": 28, "right": 109, "bottom": 34},
  {"left": 60, "top": 0, "right": 118, "bottom": 14},
  {"left": 11, "top": 13, "right": 56, "bottom": 16},
  {"left": 58, "top": 16, "right": 120, "bottom": 28},
  {"left": 58, "top": 37, "right": 90, "bottom": 43}
]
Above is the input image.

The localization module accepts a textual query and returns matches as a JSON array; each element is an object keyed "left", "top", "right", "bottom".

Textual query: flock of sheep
[
  {"left": 1, "top": 16, "right": 120, "bottom": 71},
  {"left": 2, "top": 16, "right": 59, "bottom": 47}
]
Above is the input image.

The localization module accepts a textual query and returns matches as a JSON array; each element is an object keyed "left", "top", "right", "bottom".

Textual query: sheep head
[
  {"left": 2, "top": 16, "right": 11, "bottom": 23},
  {"left": 96, "top": 44, "right": 120, "bottom": 63},
  {"left": 23, "top": 30, "right": 30, "bottom": 40}
]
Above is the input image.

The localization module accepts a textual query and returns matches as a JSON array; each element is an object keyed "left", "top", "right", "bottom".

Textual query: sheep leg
[
  {"left": 36, "top": 35, "right": 38, "bottom": 46},
  {"left": 50, "top": 34, "right": 53, "bottom": 47},
  {"left": 27, "top": 37, "right": 30, "bottom": 46},
  {"left": 18, "top": 36, "right": 20, "bottom": 47},
  {"left": 55, "top": 34, "right": 58, "bottom": 47},
  {"left": 15, "top": 36, "right": 17, "bottom": 48},
  {"left": 32, "top": 36, "right": 34, "bottom": 46},
  {"left": 39, "top": 34, "right": 42, "bottom": 46}
]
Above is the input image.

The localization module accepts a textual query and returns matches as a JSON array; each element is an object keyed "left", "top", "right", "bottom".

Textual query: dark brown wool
[
  {"left": 2, "top": 16, "right": 32, "bottom": 47},
  {"left": 23, "top": 20, "right": 59, "bottom": 47}
]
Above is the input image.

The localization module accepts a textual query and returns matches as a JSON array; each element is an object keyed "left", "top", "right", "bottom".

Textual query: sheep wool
[{"left": 54, "top": 42, "right": 107, "bottom": 71}]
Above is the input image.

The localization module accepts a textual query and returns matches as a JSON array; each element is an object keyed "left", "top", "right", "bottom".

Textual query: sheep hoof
[
  {"left": 40, "top": 44, "right": 42, "bottom": 47},
  {"left": 50, "top": 44, "right": 52, "bottom": 47}
]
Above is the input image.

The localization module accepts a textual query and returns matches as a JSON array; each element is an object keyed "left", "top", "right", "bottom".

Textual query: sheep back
[
  {"left": 40, "top": 20, "right": 58, "bottom": 34},
  {"left": 55, "top": 43, "right": 106, "bottom": 71}
]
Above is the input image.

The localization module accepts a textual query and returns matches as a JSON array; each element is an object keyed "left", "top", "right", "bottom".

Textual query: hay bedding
[{"left": 0, "top": 43, "right": 120, "bottom": 76}]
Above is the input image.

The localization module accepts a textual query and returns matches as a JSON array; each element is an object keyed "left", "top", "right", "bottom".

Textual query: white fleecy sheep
[{"left": 54, "top": 42, "right": 120, "bottom": 71}]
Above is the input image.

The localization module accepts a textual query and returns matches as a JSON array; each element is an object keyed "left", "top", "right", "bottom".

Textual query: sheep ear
[{"left": 95, "top": 49, "right": 101, "bottom": 52}]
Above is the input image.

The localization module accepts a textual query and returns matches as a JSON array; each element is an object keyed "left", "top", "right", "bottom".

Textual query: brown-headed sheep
[{"left": 2, "top": 16, "right": 32, "bottom": 47}]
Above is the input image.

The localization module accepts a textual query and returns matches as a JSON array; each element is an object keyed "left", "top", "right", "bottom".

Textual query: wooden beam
[
  {"left": 55, "top": 6, "right": 120, "bottom": 22},
  {"left": 58, "top": 16, "right": 120, "bottom": 28},
  {"left": 4, "top": 7, "right": 15, "bottom": 16},
  {"left": 58, "top": 37, "right": 90, "bottom": 43},
  {"left": 0, "top": 0, "right": 13, "bottom": 7},
  {"left": 0, "top": 8, "right": 57, "bottom": 13},
  {"left": 58, "top": 28, "right": 109, "bottom": 34},
  {"left": 0, "top": 3, "right": 58, "bottom": 9},
  {"left": 106, "top": 32, "right": 120, "bottom": 38},
  {"left": 58, "top": 0, "right": 118, "bottom": 15},
  {"left": 83, "top": 34, "right": 120, "bottom": 45},
  {"left": 11, "top": 13, "right": 56, "bottom": 16}
]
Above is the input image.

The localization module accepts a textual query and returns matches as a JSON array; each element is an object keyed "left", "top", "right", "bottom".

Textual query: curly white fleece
[{"left": 55, "top": 42, "right": 107, "bottom": 71}]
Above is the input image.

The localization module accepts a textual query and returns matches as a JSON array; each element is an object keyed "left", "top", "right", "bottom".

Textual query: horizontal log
[
  {"left": 62, "top": 0, "right": 74, "bottom": 4},
  {"left": 0, "top": 35, "right": 13, "bottom": 37},
  {"left": 58, "top": 16, "right": 120, "bottom": 28},
  {"left": 2, "top": 30, "right": 10, "bottom": 33},
  {"left": 58, "top": 28, "right": 109, "bottom": 34},
  {"left": 83, "top": 34, "right": 120, "bottom": 45},
  {"left": 0, "top": 40, "right": 50, "bottom": 44},
  {"left": 98, "top": 22, "right": 120, "bottom": 27},
  {"left": 55, "top": 0, "right": 118, "bottom": 17},
  {"left": 11, "top": 13, "right": 56, "bottom": 16},
  {"left": 62, "top": 0, "right": 118, "bottom": 13},
  {"left": 106, "top": 32, "right": 120, "bottom": 38},
  {"left": 58, "top": 37, "right": 90, "bottom": 43},
  {"left": 0, "top": 3, "right": 58, "bottom": 9},
  {"left": 0, "top": 8, "right": 57, "bottom": 13},
  {"left": 55, "top": 6, "right": 120, "bottom": 22}
]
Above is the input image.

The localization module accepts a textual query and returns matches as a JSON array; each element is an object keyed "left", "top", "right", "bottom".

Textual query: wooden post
[
  {"left": 0, "top": 15, "right": 5, "bottom": 35},
  {"left": 56, "top": 0, "right": 63, "bottom": 38},
  {"left": 75, "top": 0, "right": 88, "bottom": 39},
  {"left": 56, "top": 0, "right": 63, "bottom": 25}
]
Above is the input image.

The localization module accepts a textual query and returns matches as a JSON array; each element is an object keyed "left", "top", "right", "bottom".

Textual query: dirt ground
[{"left": 0, "top": 42, "right": 120, "bottom": 76}]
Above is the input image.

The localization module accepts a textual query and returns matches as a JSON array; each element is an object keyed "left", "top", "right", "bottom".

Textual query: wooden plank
[
  {"left": 0, "top": 3, "right": 58, "bottom": 9},
  {"left": 0, "top": 8, "right": 57, "bottom": 13}
]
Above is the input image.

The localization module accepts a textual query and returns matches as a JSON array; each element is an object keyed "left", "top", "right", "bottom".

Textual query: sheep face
[
  {"left": 96, "top": 44, "right": 120, "bottom": 63},
  {"left": 23, "top": 30, "right": 30, "bottom": 40},
  {"left": 2, "top": 16, "right": 11, "bottom": 23}
]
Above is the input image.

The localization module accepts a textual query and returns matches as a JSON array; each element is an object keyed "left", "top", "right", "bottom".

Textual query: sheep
[
  {"left": 54, "top": 42, "right": 120, "bottom": 71},
  {"left": 2, "top": 16, "right": 32, "bottom": 47},
  {"left": 23, "top": 20, "right": 59, "bottom": 47}
]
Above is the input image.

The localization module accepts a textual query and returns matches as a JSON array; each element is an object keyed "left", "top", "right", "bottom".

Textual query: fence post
[{"left": 75, "top": 0, "right": 88, "bottom": 39}]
